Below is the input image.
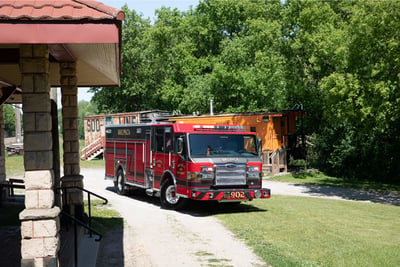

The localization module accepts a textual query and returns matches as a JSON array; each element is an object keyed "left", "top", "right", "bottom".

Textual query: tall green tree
[
  {"left": 90, "top": 7, "right": 156, "bottom": 112},
  {"left": 173, "top": 0, "right": 288, "bottom": 113},
  {"left": 316, "top": 1, "right": 400, "bottom": 181},
  {"left": 3, "top": 104, "right": 16, "bottom": 137},
  {"left": 281, "top": 0, "right": 349, "bottom": 132}
]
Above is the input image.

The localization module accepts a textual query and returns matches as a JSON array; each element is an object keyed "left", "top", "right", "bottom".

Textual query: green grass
[
  {"left": 84, "top": 200, "right": 123, "bottom": 235},
  {"left": 268, "top": 172, "right": 400, "bottom": 194},
  {"left": 80, "top": 158, "right": 105, "bottom": 169},
  {"left": 216, "top": 196, "right": 400, "bottom": 267},
  {"left": 4, "top": 154, "right": 24, "bottom": 177},
  {"left": 4, "top": 154, "right": 105, "bottom": 177}
]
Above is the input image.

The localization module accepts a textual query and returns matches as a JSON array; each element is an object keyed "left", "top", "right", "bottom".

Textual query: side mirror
[{"left": 177, "top": 137, "right": 184, "bottom": 155}]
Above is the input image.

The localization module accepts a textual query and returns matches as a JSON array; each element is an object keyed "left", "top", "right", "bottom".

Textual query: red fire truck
[{"left": 105, "top": 123, "right": 271, "bottom": 209}]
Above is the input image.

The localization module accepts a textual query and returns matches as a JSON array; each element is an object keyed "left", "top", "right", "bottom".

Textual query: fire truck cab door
[{"left": 152, "top": 126, "right": 173, "bottom": 189}]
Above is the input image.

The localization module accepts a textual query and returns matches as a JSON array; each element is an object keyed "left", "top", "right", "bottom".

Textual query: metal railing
[
  {"left": 57, "top": 186, "right": 108, "bottom": 267},
  {"left": 80, "top": 137, "right": 105, "bottom": 160},
  {"left": 60, "top": 186, "right": 108, "bottom": 235}
]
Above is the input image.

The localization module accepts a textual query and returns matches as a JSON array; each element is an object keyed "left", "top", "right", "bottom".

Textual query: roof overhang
[
  {"left": 0, "top": 0, "right": 125, "bottom": 102},
  {"left": 0, "top": 42, "right": 122, "bottom": 88},
  {"left": 0, "top": 23, "right": 120, "bottom": 44}
]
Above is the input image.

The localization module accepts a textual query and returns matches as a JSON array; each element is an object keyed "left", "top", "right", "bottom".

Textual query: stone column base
[
  {"left": 60, "top": 175, "right": 84, "bottom": 219},
  {"left": 19, "top": 207, "right": 60, "bottom": 267}
]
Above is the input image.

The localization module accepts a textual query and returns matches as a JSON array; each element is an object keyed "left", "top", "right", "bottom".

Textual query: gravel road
[{"left": 82, "top": 168, "right": 268, "bottom": 267}]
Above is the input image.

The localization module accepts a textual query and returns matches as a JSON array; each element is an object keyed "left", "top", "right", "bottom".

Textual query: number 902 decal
[{"left": 224, "top": 191, "right": 245, "bottom": 199}]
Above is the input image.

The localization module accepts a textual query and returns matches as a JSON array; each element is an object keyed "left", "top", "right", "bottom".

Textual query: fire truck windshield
[{"left": 188, "top": 134, "right": 258, "bottom": 157}]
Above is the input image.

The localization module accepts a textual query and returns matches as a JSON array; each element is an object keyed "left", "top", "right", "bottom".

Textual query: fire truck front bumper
[{"left": 189, "top": 188, "right": 271, "bottom": 201}]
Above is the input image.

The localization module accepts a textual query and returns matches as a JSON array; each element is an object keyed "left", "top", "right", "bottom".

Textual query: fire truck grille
[{"left": 215, "top": 163, "right": 246, "bottom": 186}]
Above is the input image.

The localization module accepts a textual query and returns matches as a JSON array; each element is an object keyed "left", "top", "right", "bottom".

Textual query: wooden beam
[
  {"left": 0, "top": 80, "right": 22, "bottom": 104},
  {"left": 49, "top": 44, "right": 75, "bottom": 62},
  {"left": 0, "top": 86, "right": 17, "bottom": 105}
]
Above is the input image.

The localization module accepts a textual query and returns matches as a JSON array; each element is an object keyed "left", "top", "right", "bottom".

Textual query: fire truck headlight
[
  {"left": 200, "top": 166, "right": 215, "bottom": 179},
  {"left": 248, "top": 166, "right": 260, "bottom": 172},
  {"left": 188, "top": 167, "right": 215, "bottom": 180},
  {"left": 254, "top": 190, "right": 262, "bottom": 199},
  {"left": 201, "top": 166, "right": 214, "bottom": 172},
  {"left": 247, "top": 166, "right": 261, "bottom": 179}
]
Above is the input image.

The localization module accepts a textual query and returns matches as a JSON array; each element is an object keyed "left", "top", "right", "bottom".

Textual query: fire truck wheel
[
  {"left": 160, "top": 179, "right": 186, "bottom": 210},
  {"left": 115, "top": 169, "right": 127, "bottom": 195}
]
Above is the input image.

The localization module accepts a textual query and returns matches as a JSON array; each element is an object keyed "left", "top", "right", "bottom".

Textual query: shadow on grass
[
  {"left": 285, "top": 171, "right": 400, "bottom": 194},
  {"left": 286, "top": 179, "right": 400, "bottom": 206},
  {"left": 270, "top": 172, "right": 400, "bottom": 206},
  {"left": 291, "top": 172, "right": 312, "bottom": 180},
  {"left": 105, "top": 186, "right": 267, "bottom": 217},
  {"left": 293, "top": 183, "right": 400, "bottom": 206},
  {"left": 179, "top": 200, "right": 268, "bottom": 217}
]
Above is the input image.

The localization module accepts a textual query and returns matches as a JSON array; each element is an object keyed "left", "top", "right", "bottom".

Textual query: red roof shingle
[{"left": 0, "top": 0, "right": 125, "bottom": 21}]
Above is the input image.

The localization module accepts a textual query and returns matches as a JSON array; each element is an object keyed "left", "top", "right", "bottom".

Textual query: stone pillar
[
  {"left": 50, "top": 88, "right": 61, "bottom": 208},
  {"left": 19, "top": 44, "right": 60, "bottom": 267},
  {"left": 0, "top": 104, "right": 6, "bottom": 200},
  {"left": 60, "top": 62, "right": 84, "bottom": 219}
]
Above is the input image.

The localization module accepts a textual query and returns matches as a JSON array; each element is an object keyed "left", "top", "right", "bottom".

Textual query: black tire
[
  {"left": 160, "top": 179, "right": 186, "bottom": 210},
  {"left": 114, "top": 169, "right": 127, "bottom": 195}
]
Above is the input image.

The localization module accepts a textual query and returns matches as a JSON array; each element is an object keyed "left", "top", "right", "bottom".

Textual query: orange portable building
[
  {"left": 169, "top": 110, "right": 304, "bottom": 153},
  {"left": 169, "top": 109, "right": 305, "bottom": 173}
]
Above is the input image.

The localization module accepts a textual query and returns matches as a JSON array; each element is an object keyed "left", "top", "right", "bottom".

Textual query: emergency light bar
[{"left": 193, "top": 125, "right": 246, "bottom": 131}]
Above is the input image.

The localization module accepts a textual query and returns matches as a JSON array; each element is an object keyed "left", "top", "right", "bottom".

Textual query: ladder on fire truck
[{"left": 81, "top": 137, "right": 104, "bottom": 161}]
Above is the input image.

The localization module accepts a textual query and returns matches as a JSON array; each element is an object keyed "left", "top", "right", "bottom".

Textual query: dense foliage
[
  {"left": 3, "top": 104, "right": 16, "bottom": 137},
  {"left": 91, "top": 0, "right": 400, "bottom": 182}
]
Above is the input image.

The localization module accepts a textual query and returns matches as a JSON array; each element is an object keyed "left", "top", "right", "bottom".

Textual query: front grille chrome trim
[{"left": 214, "top": 163, "right": 246, "bottom": 186}]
